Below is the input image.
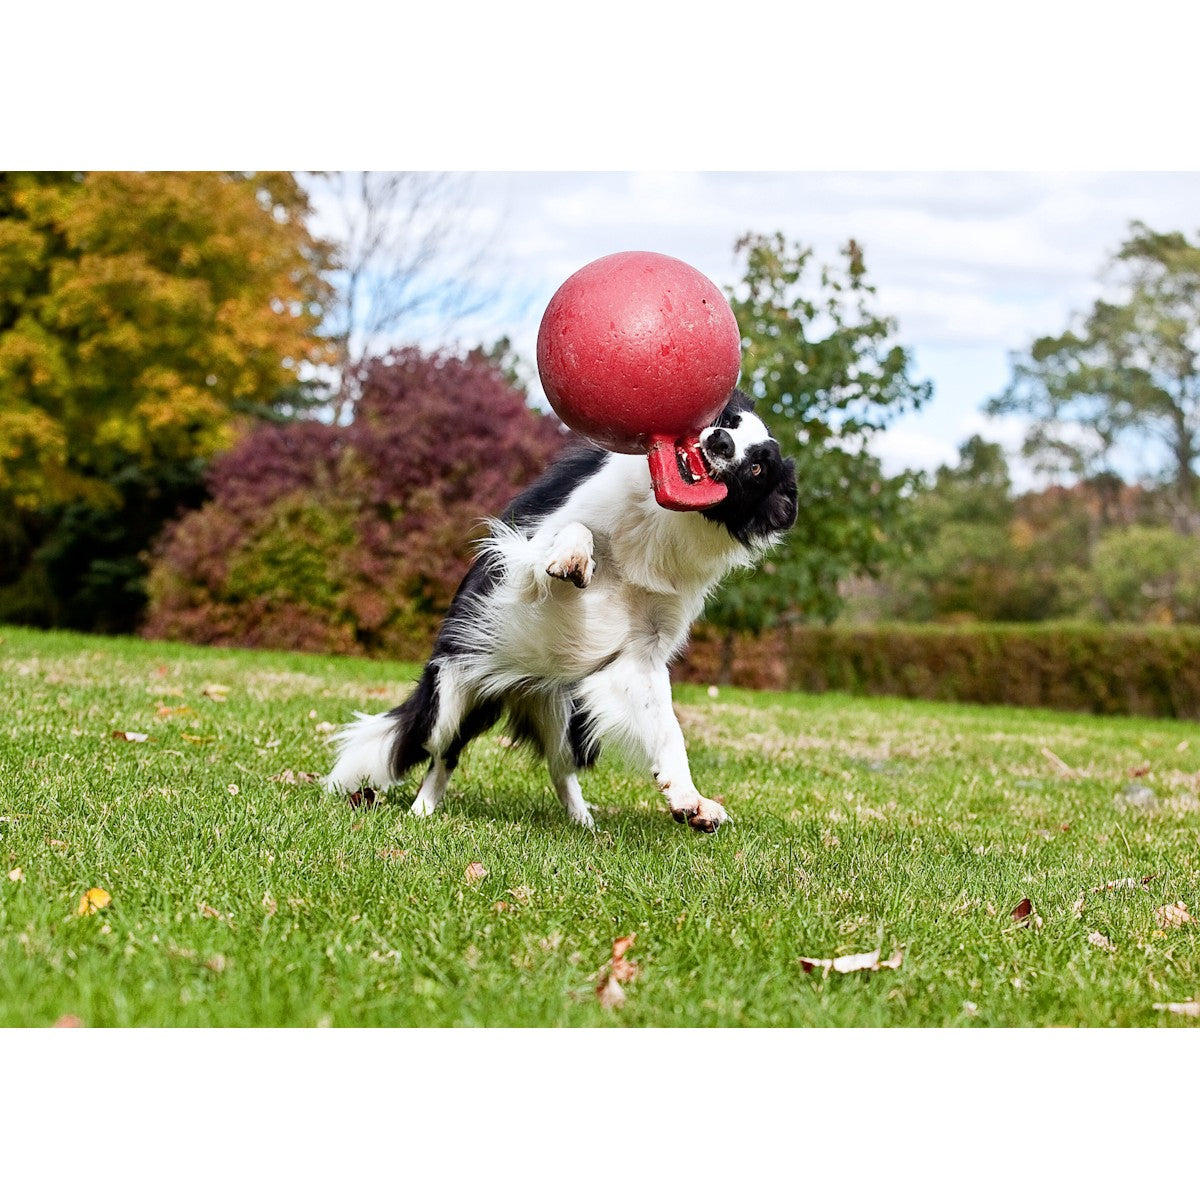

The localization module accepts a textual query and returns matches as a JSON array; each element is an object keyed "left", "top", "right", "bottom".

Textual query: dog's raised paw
[{"left": 545, "top": 552, "right": 594, "bottom": 588}]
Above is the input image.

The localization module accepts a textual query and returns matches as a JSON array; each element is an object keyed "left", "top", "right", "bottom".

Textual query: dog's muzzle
[{"left": 699, "top": 427, "right": 735, "bottom": 473}]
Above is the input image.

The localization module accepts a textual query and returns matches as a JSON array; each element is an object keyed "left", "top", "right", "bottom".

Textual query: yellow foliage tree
[
  {"left": 0, "top": 171, "right": 332, "bottom": 629},
  {"left": 0, "top": 171, "right": 332, "bottom": 511}
]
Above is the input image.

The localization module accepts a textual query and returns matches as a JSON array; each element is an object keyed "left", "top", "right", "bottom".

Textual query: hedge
[{"left": 678, "top": 623, "right": 1200, "bottom": 719}]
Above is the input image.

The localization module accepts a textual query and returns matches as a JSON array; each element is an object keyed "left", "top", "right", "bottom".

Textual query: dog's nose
[{"left": 703, "top": 428, "right": 735, "bottom": 460}]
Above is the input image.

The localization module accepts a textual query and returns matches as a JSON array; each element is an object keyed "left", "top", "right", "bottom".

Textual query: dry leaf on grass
[
  {"left": 1093, "top": 875, "right": 1156, "bottom": 894},
  {"left": 269, "top": 770, "right": 320, "bottom": 784},
  {"left": 180, "top": 732, "right": 214, "bottom": 744},
  {"left": 200, "top": 683, "right": 230, "bottom": 702},
  {"left": 7, "top": 868, "right": 24, "bottom": 883},
  {"left": 198, "top": 902, "right": 222, "bottom": 919},
  {"left": 203, "top": 955, "right": 226, "bottom": 973},
  {"left": 464, "top": 862, "right": 488, "bottom": 883},
  {"left": 596, "top": 934, "right": 640, "bottom": 1004},
  {"left": 1128, "top": 762, "right": 1152, "bottom": 779},
  {"left": 77, "top": 887, "right": 111, "bottom": 915},
  {"left": 262, "top": 893, "right": 278, "bottom": 916},
  {"left": 111, "top": 730, "right": 150, "bottom": 742},
  {"left": 1153, "top": 1000, "right": 1200, "bottom": 1017},
  {"left": 347, "top": 787, "right": 379, "bottom": 809},
  {"left": 53, "top": 1014, "right": 84, "bottom": 1028},
  {"left": 1010, "top": 898, "right": 1043, "bottom": 929},
  {"left": 1087, "top": 932, "right": 1116, "bottom": 952},
  {"left": 799, "top": 948, "right": 904, "bottom": 975},
  {"left": 227, "top": 784, "right": 240, "bottom": 796},
  {"left": 1155, "top": 901, "right": 1194, "bottom": 929}
]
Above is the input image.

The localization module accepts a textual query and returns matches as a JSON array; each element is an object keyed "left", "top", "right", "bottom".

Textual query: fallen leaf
[
  {"left": 227, "top": 784, "right": 240, "bottom": 796},
  {"left": 493, "top": 900, "right": 508, "bottom": 911},
  {"left": 1155, "top": 901, "right": 1194, "bottom": 929},
  {"left": 53, "top": 1014, "right": 84, "bottom": 1028},
  {"left": 198, "top": 902, "right": 221, "bottom": 919},
  {"left": 376, "top": 847, "right": 408, "bottom": 861},
  {"left": 1092, "top": 875, "right": 1155, "bottom": 894},
  {"left": 111, "top": 730, "right": 150, "bottom": 742},
  {"left": 1087, "top": 932, "right": 1116, "bottom": 952},
  {"left": 180, "top": 733, "right": 214, "bottom": 744},
  {"left": 608, "top": 934, "right": 640, "bottom": 983},
  {"left": 77, "top": 887, "right": 111, "bottom": 915},
  {"left": 1128, "top": 762, "right": 1152, "bottom": 779},
  {"left": 347, "top": 787, "right": 378, "bottom": 809},
  {"left": 508, "top": 885, "right": 533, "bottom": 904},
  {"left": 47, "top": 839, "right": 67, "bottom": 850},
  {"left": 1153, "top": 1000, "right": 1200, "bottom": 1017},
  {"left": 201, "top": 683, "right": 230, "bottom": 702},
  {"left": 269, "top": 769, "right": 320, "bottom": 784},
  {"left": 596, "top": 974, "right": 626, "bottom": 1007},
  {"left": 155, "top": 704, "right": 193, "bottom": 718},
  {"left": 799, "top": 948, "right": 905, "bottom": 975},
  {"left": 262, "top": 892, "right": 277, "bottom": 915},
  {"left": 203, "top": 954, "right": 226, "bottom": 973},
  {"left": 1010, "top": 898, "right": 1043, "bottom": 928},
  {"left": 7, "top": 867, "right": 24, "bottom": 883},
  {"left": 464, "top": 862, "right": 488, "bottom": 882}
]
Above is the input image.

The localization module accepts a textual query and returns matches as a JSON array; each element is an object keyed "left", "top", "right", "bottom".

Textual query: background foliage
[
  {"left": 142, "top": 347, "right": 566, "bottom": 656},
  {"left": 0, "top": 171, "right": 331, "bottom": 631}
]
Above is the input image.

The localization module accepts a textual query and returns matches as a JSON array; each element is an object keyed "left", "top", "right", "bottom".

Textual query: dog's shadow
[{"left": 339, "top": 783, "right": 717, "bottom": 840}]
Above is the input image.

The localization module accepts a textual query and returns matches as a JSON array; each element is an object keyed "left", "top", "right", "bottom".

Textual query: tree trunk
[{"left": 718, "top": 630, "right": 736, "bottom": 687}]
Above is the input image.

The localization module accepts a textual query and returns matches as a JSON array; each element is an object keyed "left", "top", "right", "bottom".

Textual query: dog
[{"left": 325, "top": 388, "right": 797, "bottom": 832}]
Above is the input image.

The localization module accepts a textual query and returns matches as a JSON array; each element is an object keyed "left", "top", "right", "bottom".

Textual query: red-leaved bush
[{"left": 142, "top": 347, "right": 569, "bottom": 657}]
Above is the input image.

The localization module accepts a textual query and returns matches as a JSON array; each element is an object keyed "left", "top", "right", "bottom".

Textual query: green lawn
[{"left": 1, "top": 623, "right": 1198, "bottom": 1027}]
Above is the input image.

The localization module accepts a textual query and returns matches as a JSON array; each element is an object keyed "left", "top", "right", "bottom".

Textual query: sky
[{"left": 308, "top": 171, "right": 1200, "bottom": 488}]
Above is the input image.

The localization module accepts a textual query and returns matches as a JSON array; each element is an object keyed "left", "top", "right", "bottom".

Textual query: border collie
[{"left": 325, "top": 389, "right": 797, "bottom": 832}]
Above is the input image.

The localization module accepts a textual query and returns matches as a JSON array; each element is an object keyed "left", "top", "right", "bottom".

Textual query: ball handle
[{"left": 646, "top": 434, "right": 729, "bottom": 512}]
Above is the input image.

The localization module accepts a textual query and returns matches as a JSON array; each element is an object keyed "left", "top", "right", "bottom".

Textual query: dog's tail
[{"left": 324, "top": 664, "right": 438, "bottom": 793}]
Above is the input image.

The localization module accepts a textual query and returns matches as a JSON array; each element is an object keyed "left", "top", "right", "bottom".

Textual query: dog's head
[{"left": 697, "top": 390, "right": 798, "bottom": 546}]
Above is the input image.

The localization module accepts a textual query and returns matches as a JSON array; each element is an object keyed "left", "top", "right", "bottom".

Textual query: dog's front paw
[
  {"left": 545, "top": 523, "right": 594, "bottom": 589},
  {"left": 670, "top": 794, "right": 731, "bottom": 833},
  {"left": 546, "top": 550, "right": 594, "bottom": 589}
]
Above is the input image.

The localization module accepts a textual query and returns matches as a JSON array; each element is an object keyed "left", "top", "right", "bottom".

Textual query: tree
[
  {"left": 703, "top": 232, "right": 931, "bottom": 679},
  {"left": 0, "top": 171, "right": 332, "bottom": 629},
  {"left": 143, "top": 347, "right": 567, "bottom": 657},
  {"left": 314, "top": 172, "right": 497, "bottom": 423},
  {"left": 988, "top": 221, "right": 1200, "bottom": 531}
]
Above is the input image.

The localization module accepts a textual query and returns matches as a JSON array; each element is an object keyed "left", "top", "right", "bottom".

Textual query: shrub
[
  {"left": 677, "top": 622, "right": 1200, "bottom": 719},
  {"left": 143, "top": 347, "right": 568, "bottom": 656}
]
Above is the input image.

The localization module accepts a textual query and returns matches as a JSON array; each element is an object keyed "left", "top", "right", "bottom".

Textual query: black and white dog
[{"left": 326, "top": 389, "right": 797, "bottom": 832}]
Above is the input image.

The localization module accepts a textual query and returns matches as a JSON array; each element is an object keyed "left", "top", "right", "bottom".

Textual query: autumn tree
[
  {"left": 0, "top": 171, "right": 332, "bottom": 629},
  {"left": 988, "top": 222, "right": 1200, "bottom": 532},
  {"left": 703, "top": 232, "right": 930, "bottom": 679}
]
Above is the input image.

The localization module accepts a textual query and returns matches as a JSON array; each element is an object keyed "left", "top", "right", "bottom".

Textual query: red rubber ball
[{"left": 536, "top": 251, "right": 742, "bottom": 454}]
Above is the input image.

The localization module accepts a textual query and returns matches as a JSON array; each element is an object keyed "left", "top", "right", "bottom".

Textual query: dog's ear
[
  {"left": 727, "top": 388, "right": 756, "bottom": 415},
  {"left": 717, "top": 388, "right": 756, "bottom": 429},
  {"left": 766, "top": 458, "right": 798, "bottom": 534}
]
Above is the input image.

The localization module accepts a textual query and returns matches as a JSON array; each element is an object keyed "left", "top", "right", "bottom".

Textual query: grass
[{"left": 1, "top": 623, "right": 1198, "bottom": 1027}]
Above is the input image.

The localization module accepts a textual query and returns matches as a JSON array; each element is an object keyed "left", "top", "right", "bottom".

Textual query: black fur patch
[
  {"left": 567, "top": 698, "right": 600, "bottom": 770},
  {"left": 501, "top": 443, "right": 609, "bottom": 530},
  {"left": 386, "top": 662, "right": 439, "bottom": 776},
  {"left": 444, "top": 698, "right": 503, "bottom": 769}
]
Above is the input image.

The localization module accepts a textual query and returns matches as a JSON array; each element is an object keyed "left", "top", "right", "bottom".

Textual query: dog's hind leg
[{"left": 512, "top": 691, "right": 596, "bottom": 828}]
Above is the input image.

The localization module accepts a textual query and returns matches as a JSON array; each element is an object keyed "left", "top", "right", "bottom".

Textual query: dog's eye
[{"left": 750, "top": 463, "right": 763, "bottom": 477}]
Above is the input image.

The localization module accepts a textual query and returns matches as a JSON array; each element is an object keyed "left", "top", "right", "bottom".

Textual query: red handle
[{"left": 646, "top": 434, "right": 728, "bottom": 511}]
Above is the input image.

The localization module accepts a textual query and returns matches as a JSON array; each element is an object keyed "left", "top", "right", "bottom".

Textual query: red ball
[{"left": 536, "top": 251, "right": 742, "bottom": 455}]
